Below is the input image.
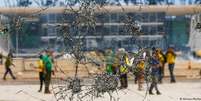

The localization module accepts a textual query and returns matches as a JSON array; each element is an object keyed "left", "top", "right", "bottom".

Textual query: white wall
[
  {"left": 0, "top": 35, "right": 9, "bottom": 56},
  {"left": 189, "top": 14, "right": 201, "bottom": 51}
]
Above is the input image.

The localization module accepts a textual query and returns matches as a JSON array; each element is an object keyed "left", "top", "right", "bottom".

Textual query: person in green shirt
[
  {"left": 105, "top": 49, "right": 115, "bottom": 75},
  {"left": 42, "top": 51, "right": 53, "bottom": 94}
]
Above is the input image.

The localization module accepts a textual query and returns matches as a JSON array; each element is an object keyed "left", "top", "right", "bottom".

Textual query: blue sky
[{"left": 0, "top": 0, "right": 198, "bottom": 7}]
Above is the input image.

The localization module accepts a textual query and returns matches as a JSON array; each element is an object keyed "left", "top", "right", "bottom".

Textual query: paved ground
[
  {"left": 0, "top": 59, "right": 200, "bottom": 101},
  {"left": 0, "top": 79, "right": 200, "bottom": 101}
]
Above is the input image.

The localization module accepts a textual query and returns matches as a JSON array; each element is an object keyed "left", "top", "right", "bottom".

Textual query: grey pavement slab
[{"left": 0, "top": 81, "right": 200, "bottom": 101}]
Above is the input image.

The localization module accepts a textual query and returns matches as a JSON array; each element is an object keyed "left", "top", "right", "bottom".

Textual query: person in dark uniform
[{"left": 3, "top": 55, "right": 16, "bottom": 80}]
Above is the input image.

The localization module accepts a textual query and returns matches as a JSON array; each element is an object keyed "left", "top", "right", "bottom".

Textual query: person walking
[
  {"left": 3, "top": 55, "right": 16, "bottom": 80},
  {"left": 149, "top": 53, "right": 161, "bottom": 95},
  {"left": 38, "top": 55, "right": 45, "bottom": 92},
  {"left": 166, "top": 47, "right": 176, "bottom": 83}
]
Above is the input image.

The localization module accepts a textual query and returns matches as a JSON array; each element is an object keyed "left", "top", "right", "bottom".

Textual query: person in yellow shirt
[
  {"left": 165, "top": 47, "right": 176, "bottom": 83},
  {"left": 119, "top": 53, "right": 129, "bottom": 89},
  {"left": 156, "top": 49, "right": 166, "bottom": 83},
  {"left": 136, "top": 60, "right": 145, "bottom": 91},
  {"left": 38, "top": 55, "right": 45, "bottom": 92}
]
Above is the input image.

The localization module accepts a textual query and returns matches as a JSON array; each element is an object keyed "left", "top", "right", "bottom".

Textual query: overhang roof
[{"left": 0, "top": 5, "right": 201, "bottom": 16}]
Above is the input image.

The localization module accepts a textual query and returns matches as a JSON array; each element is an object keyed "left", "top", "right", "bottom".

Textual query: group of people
[
  {"left": 0, "top": 47, "right": 176, "bottom": 95},
  {"left": 105, "top": 47, "right": 177, "bottom": 95}
]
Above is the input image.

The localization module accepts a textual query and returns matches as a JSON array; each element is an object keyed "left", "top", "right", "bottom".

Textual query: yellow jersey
[
  {"left": 120, "top": 55, "right": 129, "bottom": 74},
  {"left": 137, "top": 61, "right": 145, "bottom": 70},
  {"left": 38, "top": 60, "right": 44, "bottom": 72},
  {"left": 158, "top": 53, "right": 165, "bottom": 63},
  {"left": 166, "top": 53, "right": 176, "bottom": 64}
]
